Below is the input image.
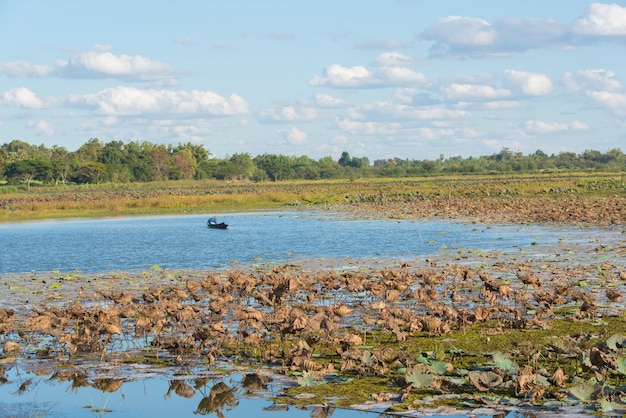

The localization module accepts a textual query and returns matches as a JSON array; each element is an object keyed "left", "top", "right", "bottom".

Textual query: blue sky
[{"left": 1, "top": 1, "right": 625, "bottom": 161}]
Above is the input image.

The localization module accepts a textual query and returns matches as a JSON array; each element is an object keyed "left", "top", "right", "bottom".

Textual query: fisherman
[{"left": 208, "top": 216, "right": 217, "bottom": 225}]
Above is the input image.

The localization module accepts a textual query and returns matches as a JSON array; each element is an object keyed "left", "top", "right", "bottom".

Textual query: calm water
[{"left": 0, "top": 211, "right": 600, "bottom": 274}]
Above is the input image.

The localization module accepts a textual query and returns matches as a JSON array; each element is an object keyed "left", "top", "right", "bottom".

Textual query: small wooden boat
[{"left": 207, "top": 222, "right": 228, "bottom": 229}]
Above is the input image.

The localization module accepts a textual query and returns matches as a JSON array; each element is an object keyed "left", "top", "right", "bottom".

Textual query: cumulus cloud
[
  {"left": 372, "top": 52, "right": 416, "bottom": 67},
  {"left": 313, "top": 93, "right": 349, "bottom": 108},
  {"left": 309, "top": 64, "right": 425, "bottom": 88},
  {"left": 67, "top": 86, "right": 249, "bottom": 116},
  {"left": 259, "top": 105, "right": 319, "bottom": 122},
  {"left": 454, "top": 100, "right": 522, "bottom": 110},
  {"left": 349, "top": 101, "right": 469, "bottom": 121},
  {"left": 503, "top": 70, "right": 553, "bottom": 96},
  {"left": 424, "top": 16, "right": 497, "bottom": 46},
  {"left": 309, "top": 64, "right": 378, "bottom": 88},
  {"left": 335, "top": 117, "right": 476, "bottom": 144},
  {"left": 2, "top": 87, "right": 45, "bottom": 108},
  {"left": 0, "top": 47, "right": 181, "bottom": 82},
  {"left": 587, "top": 91, "right": 626, "bottom": 110},
  {"left": 27, "top": 120, "right": 55, "bottom": 136},
  {"left": 440, "top": 83, "right": 511, "bottom": 101},
  {"left": 56, "top": 49, "right": 180, "bottom": 82},
  {"left": 0, "top": 61, "right": 52, "bottom": 77},
  {"left": 562, "top": 69, "right": 622, "bottom": 93},
  {"left": 524, "top": 120, "right": 589, "bottom": 133},
  {"left": 420, "top": 15, "right": 571, "bottom": 58},
  {"left": 277, "top": 127, "right": 307, "bottom": 144},
  {"left": 420, "top": 4, "right": 626, "bottom": 59},
  {"left": 573, "top": 3, "right": 626, "bottom": 36}
]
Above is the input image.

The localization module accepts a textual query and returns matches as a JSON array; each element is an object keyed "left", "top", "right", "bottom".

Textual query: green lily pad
[
  {"left": 493, "top": 352, "right": 517, "bottom": 375},
  {"left": 405, "top": 370, "right": 434, "bottom": 389}
]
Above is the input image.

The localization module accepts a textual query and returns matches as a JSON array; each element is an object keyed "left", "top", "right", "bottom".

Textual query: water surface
[{"left": 0, "top": 211, "right": 606, "bottom": 274}]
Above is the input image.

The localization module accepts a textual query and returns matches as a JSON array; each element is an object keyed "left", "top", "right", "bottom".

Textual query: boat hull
[{"left": 207, "top": 222, "right": 228, "bottom": 229}]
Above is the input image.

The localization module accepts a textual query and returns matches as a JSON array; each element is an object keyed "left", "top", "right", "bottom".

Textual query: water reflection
[{"left": 0, "top": 364, "right": 382, "bottom": 418}]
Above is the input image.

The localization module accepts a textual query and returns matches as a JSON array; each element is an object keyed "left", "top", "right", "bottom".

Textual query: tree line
[{"left": 1, "top": 138, "right": 625, "bottom": 187}]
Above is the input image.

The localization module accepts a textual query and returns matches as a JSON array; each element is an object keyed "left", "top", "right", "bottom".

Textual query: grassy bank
[{"left": 0, "top": 172, "right": 624, "bottom": 222}]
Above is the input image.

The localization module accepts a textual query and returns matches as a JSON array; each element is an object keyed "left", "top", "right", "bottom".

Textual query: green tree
[
  {"left": 253, "top": 154, "right": 295, "bottom": 181},
  {"left": 338, "top": 151, "right": 351, "bottom": 167},
  {"left": 3, "top": 158, "right": 52, "bottom": 187},
  {"left": 47, "top": 146, "right": 71, "bottom": 185},
  {"left": 292, "top": 155, "right": 320, "bottom": 180},
  {"left": 318, "top": 156, "right": 341, "bottom": 179},
  {"left": 168, "top": 148, "right": 196, "bottom": 180},
  {"left": 229, "top": 153, "right": 255, "bottom": 180}
]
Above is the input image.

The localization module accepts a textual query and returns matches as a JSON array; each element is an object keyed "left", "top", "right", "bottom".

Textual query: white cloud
[
  {"left": 421, "top": 10, "right": 601, "bottom": 58},
  {"left": 503, "top": 70, "right": 553, "bottom": 96},
  {"left": 67, "top": 86, "right": 249, "bottom": 116},
  {"left": 0, "top": 61, "right": 52, "bottom": 77},
  {"left": 423, "top": 16, "right": 496, "bottom": 46},
  {"left": 372, "top": 52, "right": 416, "bottom": 67},
  {"left": 27, "top": 120, "right": 55, "bottom": 136},
  {"left": 562, "top": 69, "right": 622, "bottom": 93},
  {"left": 454, "top": 100, "right": 522, "bottom": 110},
  {"left": 573, "top": 3, "right": 626, "bottom": 36},
  {"left": 313, "top": 93, "right": 349, "bottom": 108},
  {"left": 524, "top": 120, "right": 589, "bottom": 134},
  {"left": 309, "top": 64, "right": 425, "bottom": 88},
  {"left": 56, "top": 49, "right": 179, "bottom": 82},
  {"left": 377, "top": 67, "right": 426, "bottom": 85},
  {"left": 277, "top": 127, "right": 307, "bottom": 144},
  {"left": 309, "top": 64, "right": 378, "bottom": 88},
  {"left": 335, "top": 117, "right": 477, "bottom": 145},
  {"left": 587, "top": 91, "right": 626, "bottom": 109},
  {"left": 2, "top": 87, "right": 45, "bottom": 108},
  {"left": 259, "top": 105, "right": 319, "bottom": 122},
  {"left": 440, "top": 83, "right": 511, "bottom": 101},
  {"left": 349, "top": 101, "right": 469, "bottom": 121}
]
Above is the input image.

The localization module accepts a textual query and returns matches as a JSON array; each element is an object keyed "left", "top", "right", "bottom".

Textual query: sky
[{"left": 1, "top": 1, "right": 625, "bottom": 162}]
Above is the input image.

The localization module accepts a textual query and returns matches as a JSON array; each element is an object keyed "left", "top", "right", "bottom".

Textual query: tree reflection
[{"left": 194, "top": 381, "right": 238, "bottom": 417}]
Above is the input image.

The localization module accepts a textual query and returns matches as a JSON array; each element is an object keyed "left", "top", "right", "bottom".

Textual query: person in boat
[{"left": 208, "top": 216, "right": 217, "bottom": 225}]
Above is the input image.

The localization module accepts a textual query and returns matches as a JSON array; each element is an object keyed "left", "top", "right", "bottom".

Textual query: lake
[
  {"left": 0, "top": 211, "right": 604, "bottom": 274},
  {"left": 0, "top": 212, "right": 621, "bottom": 417}
]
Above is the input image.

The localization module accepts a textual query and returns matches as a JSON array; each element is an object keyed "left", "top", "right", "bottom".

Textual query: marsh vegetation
[{"left": 0, "top": 174, "right": 624, "bottom": 416}]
